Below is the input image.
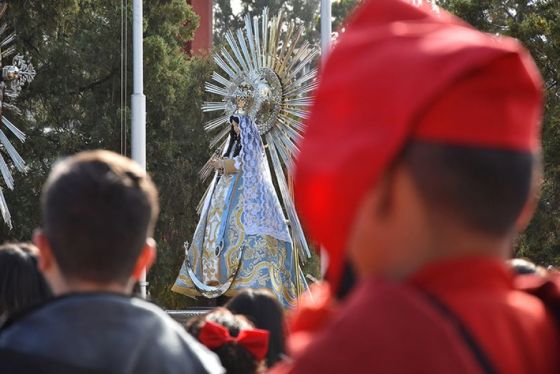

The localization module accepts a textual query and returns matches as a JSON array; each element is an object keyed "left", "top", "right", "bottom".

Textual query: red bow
[{"left": 198, "top": 321, "right": 270, "bottom": 361}]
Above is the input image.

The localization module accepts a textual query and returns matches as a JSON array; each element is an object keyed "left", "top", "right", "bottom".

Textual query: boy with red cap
[{"left": 284, "top": 0, "right": 560, "bottom": 372}]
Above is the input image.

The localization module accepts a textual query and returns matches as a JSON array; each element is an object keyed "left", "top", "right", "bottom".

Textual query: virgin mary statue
[{"left": 172, "top": 115, "right": 307, "bottom": 307}]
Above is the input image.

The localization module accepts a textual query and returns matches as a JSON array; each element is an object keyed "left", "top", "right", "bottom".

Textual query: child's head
[
  {"left": 294, "top": 0, "right": 543, "bottom": 284},
  {"left": 187, "top": 308, "right": 269, "bottom": 374},
  {"left": 34, "top": 150, "right": 159, "bottom": 294},
  {"left": 226, "top": 289, "right": 286, "bottom": 366}
]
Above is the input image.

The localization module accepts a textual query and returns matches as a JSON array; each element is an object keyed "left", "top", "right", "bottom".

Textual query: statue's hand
[{"left": 209, "top": 157, "right": 225, "bottom": 173}]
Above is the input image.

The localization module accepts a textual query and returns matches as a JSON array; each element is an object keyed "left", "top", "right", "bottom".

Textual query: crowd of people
[{"left": 2, "top": 0, "right": 560, "bottom": 372}]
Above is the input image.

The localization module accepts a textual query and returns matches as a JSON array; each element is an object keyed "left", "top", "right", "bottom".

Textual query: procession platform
[{"left": 167, "top": 308, "right": 212, "bottom": 325}]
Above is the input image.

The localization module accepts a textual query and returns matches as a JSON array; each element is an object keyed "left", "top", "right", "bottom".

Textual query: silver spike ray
[
  {"left": 0, "top": 4, "right": 36, "bottom": 228},
  {"left": 200, "top": 8, "right": 319, "bottom": 261}
]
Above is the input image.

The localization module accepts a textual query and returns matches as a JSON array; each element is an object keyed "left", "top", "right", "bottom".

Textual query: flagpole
[
  {"left": 321, "top": 0, "right": 332, "bottom": 61},
  {"left": 320, "top": 0, "right": 332, "bottom": 277},
  {"left": 131, "top": 0, "right": 148, "bottom": 298}
]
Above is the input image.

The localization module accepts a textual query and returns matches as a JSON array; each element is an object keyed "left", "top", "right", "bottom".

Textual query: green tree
[
  {"left": 0, "top": 0, "right": 217, "bottom": 308},
  {"left": 214, "top": 0, "right": 322, "bottom": 44},
  {"left": 438, "top": 0, "right": 560, "bottom": 266},
  {"left": 213, "top": 0, "right": 243, "bottom": 44},
  {"left": 217, "top": 1, "right": 364, "bottom": 52},
  {"left": 332, "top": 0, "right": 362, "bottom": 30}
]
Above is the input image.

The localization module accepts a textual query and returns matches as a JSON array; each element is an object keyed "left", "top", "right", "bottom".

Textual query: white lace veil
[{"left": 237, "top": 115, "right": 291, "bottom": 243}]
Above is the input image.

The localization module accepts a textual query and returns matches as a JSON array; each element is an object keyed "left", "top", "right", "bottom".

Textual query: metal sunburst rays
[
  {"left": 200, "top": 9, "right": 319, "bottom": 259},
  {"left": 0, "top": 3, "right": 36, "bottom": 228}
]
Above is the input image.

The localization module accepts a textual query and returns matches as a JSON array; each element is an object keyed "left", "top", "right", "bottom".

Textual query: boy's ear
[
  {"left": 132, "top": 238, "right": 156, "bottom": 281},
  {"left": 33, "top": 229, "right": 54, "bottom": 273},
  {"left": 516, "top": 190, "right": 537, "bottom": 232},
  {"left": 516, "top": 167, "right": 541, "bottom": 232}
]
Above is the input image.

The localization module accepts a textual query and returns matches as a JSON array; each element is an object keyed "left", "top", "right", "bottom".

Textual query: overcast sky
[{"left": 231, "top": 0, "right": 242, "bottom": 14}]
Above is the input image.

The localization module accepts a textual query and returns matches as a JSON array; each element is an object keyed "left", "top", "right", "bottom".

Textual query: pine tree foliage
[
  {"left": 0, "top": 0, "right": 214, "bottom": 308},
  {"left": 214, "top": 0, "right": 321, "bottom": 44},
  {"left": 5, "top": 0, "right": 555, "bottom": 308},
  {"left": 440, "top": 0, "right": 560, "bottom": 266}
]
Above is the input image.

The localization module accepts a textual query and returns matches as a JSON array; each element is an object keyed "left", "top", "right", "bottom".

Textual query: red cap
[{"left": 294, "top": 0, "right": 543, "bottom": 286}]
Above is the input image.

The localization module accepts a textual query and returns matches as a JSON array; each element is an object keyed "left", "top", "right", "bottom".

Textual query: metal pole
[
  {"left": 131, "top": 0, "right": 148, "bottom": 299},
  {"left": 320, "top": 0, "right": 331, "bottom": 277},
  {"left": 320, "top": 0, "right": 332, "bottom": 61}
]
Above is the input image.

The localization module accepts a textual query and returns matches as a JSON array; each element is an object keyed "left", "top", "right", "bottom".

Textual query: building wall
[{"left": 188, "top": 0, "right": 213, "bottom": 55}]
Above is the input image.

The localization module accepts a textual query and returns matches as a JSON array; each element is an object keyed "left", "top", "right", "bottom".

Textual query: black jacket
[{"left": 0, "top": 293, "right": 223, "bottom": 374}]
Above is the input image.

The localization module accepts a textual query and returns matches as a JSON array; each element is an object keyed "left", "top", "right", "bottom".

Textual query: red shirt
[
  {"left": 409, "top": 257, "right": 560, "bottom": 374},
  {"left": 280, "top": 257, "right": 559, "bottom": 373}
]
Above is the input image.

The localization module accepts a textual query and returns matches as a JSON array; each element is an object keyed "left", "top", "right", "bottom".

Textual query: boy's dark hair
[
  {"left": 187, "top": 308, "right": 261, "bottom": 374},
  {"left": 41, "top": 150, "right": 159, "bottom": 284},
  {"left": 226, "top": 289, "right": 286, "bottom": 367},
  {"left": 0, "top": 243, "right": 51, "bottom": 316},
  {"left": 403, "top": 141, "right": 536, "bottom": 236}
]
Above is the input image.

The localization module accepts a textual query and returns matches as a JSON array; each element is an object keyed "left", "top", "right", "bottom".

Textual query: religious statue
[{"left": 172, "top": 9, "right": 318, "bottom": 307}]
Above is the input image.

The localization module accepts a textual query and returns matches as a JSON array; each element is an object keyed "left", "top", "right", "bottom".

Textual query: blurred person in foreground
[
  {"left": 0, "top": 243, "right": 51, "bottom": 324},
  {"left": 508, "top": 258, "right": 548, "bottom": 276},
  {"left": 275, "top": 0, "right": 560, "bottom": 373},
  {"left": 187, "top": 308, "right": 269, "bottom": 374},
  {"left": 0, "top": 150, "right": 223, "bottom": 374},
  {"left": 226, "top": 289, "right": 286, "bottom": 367}
]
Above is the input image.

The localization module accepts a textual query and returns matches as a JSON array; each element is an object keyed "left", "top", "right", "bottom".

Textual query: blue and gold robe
[{"left": 172, "top": 156, "right": 307, "bottom": 308}]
